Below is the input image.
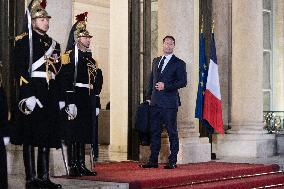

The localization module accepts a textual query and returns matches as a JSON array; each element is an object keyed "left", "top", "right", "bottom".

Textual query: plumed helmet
[
  {"left": 74, "top": 12, "right": 92, "bottom": 39},
  {"left": 66, "top": 12, "right": 93, "bottom": 51},
  {"left": 29, "top": 0, "right": 51, "bottom": 19}
]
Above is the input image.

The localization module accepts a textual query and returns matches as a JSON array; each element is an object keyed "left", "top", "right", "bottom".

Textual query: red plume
[
  {"left": 40, "top": 0, "right": 47, "bottom": 9},
  {"left": 76, "top": 12, "right": 88, "bottom": 22}
]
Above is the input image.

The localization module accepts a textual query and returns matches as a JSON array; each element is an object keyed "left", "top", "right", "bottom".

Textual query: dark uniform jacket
[
  {"left": 0, "top": 85, "right": 8, "bottom": 189},
  {"left": 59, "top": 48, "right": 97, "bottom": 143},
  {"left": 93, "top": 68, "right": 103, "bottom": 109},
  {"left": 0, "top": 86, "right": 9, "bottom": 137},
  {"left": 12, "top": 31, "right": 62, "bottom": 148}
]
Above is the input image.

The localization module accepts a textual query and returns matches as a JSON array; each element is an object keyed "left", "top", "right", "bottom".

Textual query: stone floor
[
  {"left": 8, "top": 174, "right": 129, "bottom": 189},
  {"left": 215, "top": 154, "right": 284, "bottom": 170},
  {"left": 7, "top": 154, "right": 284, "bottom": 189}
]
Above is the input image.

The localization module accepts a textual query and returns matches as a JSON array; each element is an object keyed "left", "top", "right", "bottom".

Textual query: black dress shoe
[
  {"left": 69, "top": 165, "right": 82, "bottom": 177},
  {"left": 41, "top": 179, "right": 62, "bottom": 189},
  {"left": 140, "top": 162, "right": 158, "bottom": 168},
  {"left": 164, "top": 163, "right": 177, "bottom": 169},
  {"left": 25, "top": 178, "right": 44, "bottom": 189},
  {"left": 78, "top": 164, "right": 97, "bottom": 176}
]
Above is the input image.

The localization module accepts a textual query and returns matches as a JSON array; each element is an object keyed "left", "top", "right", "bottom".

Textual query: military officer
[
  {"left": 0, "top": 73, "right": 8, "bottom": 189},
  {"left": 58, "top": 12, "right": 97, "bottom": 177},
  {"left": 13, "top": 0, "right": 62, "bottom": 188}
]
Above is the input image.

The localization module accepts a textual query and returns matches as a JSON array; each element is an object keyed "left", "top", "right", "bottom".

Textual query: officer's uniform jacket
[{"left": 13, "top": 31, "right": 62, "bottom": 148}]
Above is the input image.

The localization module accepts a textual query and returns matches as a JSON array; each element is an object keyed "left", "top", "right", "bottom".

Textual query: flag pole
[
  {"left": 201, "top": 15, "right": 204, "bottom": 33},
  {"left": 210, "top": 19, "right": 217, "bottom": 160},
  {"left": 211, "top": 19, "right": 215, "bottom": 34}
]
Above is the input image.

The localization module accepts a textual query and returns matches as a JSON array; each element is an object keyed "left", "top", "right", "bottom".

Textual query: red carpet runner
[{"left": 62, "top": 161, "right": 284, "bottom": 189}]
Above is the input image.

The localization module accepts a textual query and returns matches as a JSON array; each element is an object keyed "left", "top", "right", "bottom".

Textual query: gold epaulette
[
  {"left": 20, "top": 76, "right": 29, "bottom": 86},
  {"left": 61, "top": 50, "right": 72, "bottom": 65},
  {"left": 15, "top": 32, "right": 28, "bottom": 42}
]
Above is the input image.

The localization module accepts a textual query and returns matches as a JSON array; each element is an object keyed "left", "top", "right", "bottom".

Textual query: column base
[
  {"left": 276, "top": 133, "right": 284, "bottom": 154},
  {"left": 178, "top": 136, "right": 211, "bottom": 163},
  {"left": 214, "top": 132, "right": 276, "bottom": 158},
  {"left": 6, "top": 145, "right": 24, "bottom": 176},
  {"left": 6, "top": 145, "right": 67, "bottom": 176},
  {"left": 108, "top": 145, "right": 128, "bottom": 161}
]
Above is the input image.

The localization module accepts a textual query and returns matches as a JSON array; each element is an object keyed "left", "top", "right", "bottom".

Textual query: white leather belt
[
  {"left": 31, "top": 71, "right": 55, "bottom": 80},
  {"left": 32, "top": 40, "right": 56, "bottom": 71},
  {"left": 75, "top": 83, "right": 93, "bottom": 89},
  {"left": 32, "top": 40, "right": 56, "bottom": 72}
]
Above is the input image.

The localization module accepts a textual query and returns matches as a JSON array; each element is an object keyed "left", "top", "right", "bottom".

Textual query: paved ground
[{"left": 8, "top": 174, "right": 128, "bottom": 189}]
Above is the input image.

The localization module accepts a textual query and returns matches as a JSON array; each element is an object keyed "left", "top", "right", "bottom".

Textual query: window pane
[
  {"left": 263, "top": 52, "right": 271, "bottom": 89},
  {"left": 263, "top": 91, "right": 271, "bottom": 111},
  {"left": 263, "top": 12, "right": 271, "bottom": 50},
  {"left": 151, "top": 1, "right": 158, "bottom": 60},
  {"left": 263, "top": 0, "right": 272, "bottom": 10}
]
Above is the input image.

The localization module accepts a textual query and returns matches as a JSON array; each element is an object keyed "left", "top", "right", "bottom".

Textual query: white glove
[
  {"left": 59, "top": 101, "right": 65, "bottom": 110},
  {"left": 3, "top": 137, "right": 10, "bottom": 145},
  {"left": 146, "top": 100, "right": 151, "bottom": 104},
  {"left": 19, "top": 96, "right": 42, "bottom": 115},
  {"left": 66, "top": 104, "right": 77, "bottom": 120},
  {"left": 26, "top": 96, "right": 37, "bottom": 111},
  {"left": 96, "top": 108, "right": 99, "bottom": 116}
]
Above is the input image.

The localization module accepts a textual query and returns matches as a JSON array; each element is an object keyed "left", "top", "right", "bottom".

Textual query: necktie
[{"left": 158, "top": 56, "right": 166, "bottom": 74}]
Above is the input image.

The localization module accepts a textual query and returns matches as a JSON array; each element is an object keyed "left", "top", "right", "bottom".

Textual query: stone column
[
  {"left": 46, "top": 0, "right": 73, "bottom": 51},
  {"left": 212, "top": 0, "right": 232, "bottom": 131},
  {"left": 211, "top": 0, "right": 232, "bottom": 154},
  {"left": 109, "top": 0, "right": 128, "bottom": 161},
  {"left": 273, "top": 0, "right": 284, "bottom": 111},
  {"left": 215, "top": 0, "right": 276, "bottom": 158},
  {"left": 157, "top": 0, "right": 210, "bottom": 163}
]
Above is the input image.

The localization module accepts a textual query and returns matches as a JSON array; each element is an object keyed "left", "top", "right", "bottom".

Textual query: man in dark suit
[{"left": 141, "top": 35, "right": 187, "bottom": 169}]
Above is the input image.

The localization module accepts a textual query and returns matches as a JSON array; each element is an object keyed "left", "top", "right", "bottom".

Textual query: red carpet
[{"left": 60, "top": 161, "right": 284, "bottom": 189}]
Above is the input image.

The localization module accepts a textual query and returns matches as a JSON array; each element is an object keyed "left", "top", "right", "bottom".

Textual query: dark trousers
[
  {"left": 149, "top": 106, "right": 178, "bottom": 164},
  {"left": 92, "top": 116, "right": 99, "bottom": 160},
  {"left": 0, "top": 138, "right": 8, "bottom": 189}
]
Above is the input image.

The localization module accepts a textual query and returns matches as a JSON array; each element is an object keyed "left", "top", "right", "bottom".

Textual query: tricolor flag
[
  {"left": 203, "top": 33, "right": 224, "bottom": 134},
  {"left": 195, "top": 32, "right": 214, "bottom": 133}
]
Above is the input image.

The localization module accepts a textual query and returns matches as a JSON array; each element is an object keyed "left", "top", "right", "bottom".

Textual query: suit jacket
[{"left": 146, "top": 54, "right": 187, "bottom": 109}]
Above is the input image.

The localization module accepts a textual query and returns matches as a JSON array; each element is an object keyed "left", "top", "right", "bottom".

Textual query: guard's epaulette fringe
[
  {"left": 61, "top": 50, "right": 72, "bottom": 65},
  {"left": 15, "top": 32, "right": 28, "bottom": 42}
]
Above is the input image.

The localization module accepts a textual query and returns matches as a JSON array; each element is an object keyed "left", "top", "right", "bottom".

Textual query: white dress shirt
[{"left": 158, "top": 54, "right": 173, "bottom": 73}]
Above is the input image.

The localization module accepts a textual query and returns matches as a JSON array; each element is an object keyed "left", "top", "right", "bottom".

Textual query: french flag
[{"left": 203, "top": 33, "right": 224, "bottom": 134}]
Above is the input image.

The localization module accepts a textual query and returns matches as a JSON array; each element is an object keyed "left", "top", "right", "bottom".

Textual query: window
[{"left": 262, "top": 0, "right": 273, "bottom": 111}]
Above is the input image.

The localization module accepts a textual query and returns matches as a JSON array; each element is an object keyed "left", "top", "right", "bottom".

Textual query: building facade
[{"left": 0, "top": 0, "right": 283, "bottom": 175}]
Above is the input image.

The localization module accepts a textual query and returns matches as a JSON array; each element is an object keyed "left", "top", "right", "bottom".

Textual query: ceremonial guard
[
  {"left": 58, "top": 12, "right": 97, "bottom": 177},
  {"left": 13, "top": 0, "right": 62, "bottom": 188},
  {"left": 0, "top": 69, "right": 8, "bottom": 189}
]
